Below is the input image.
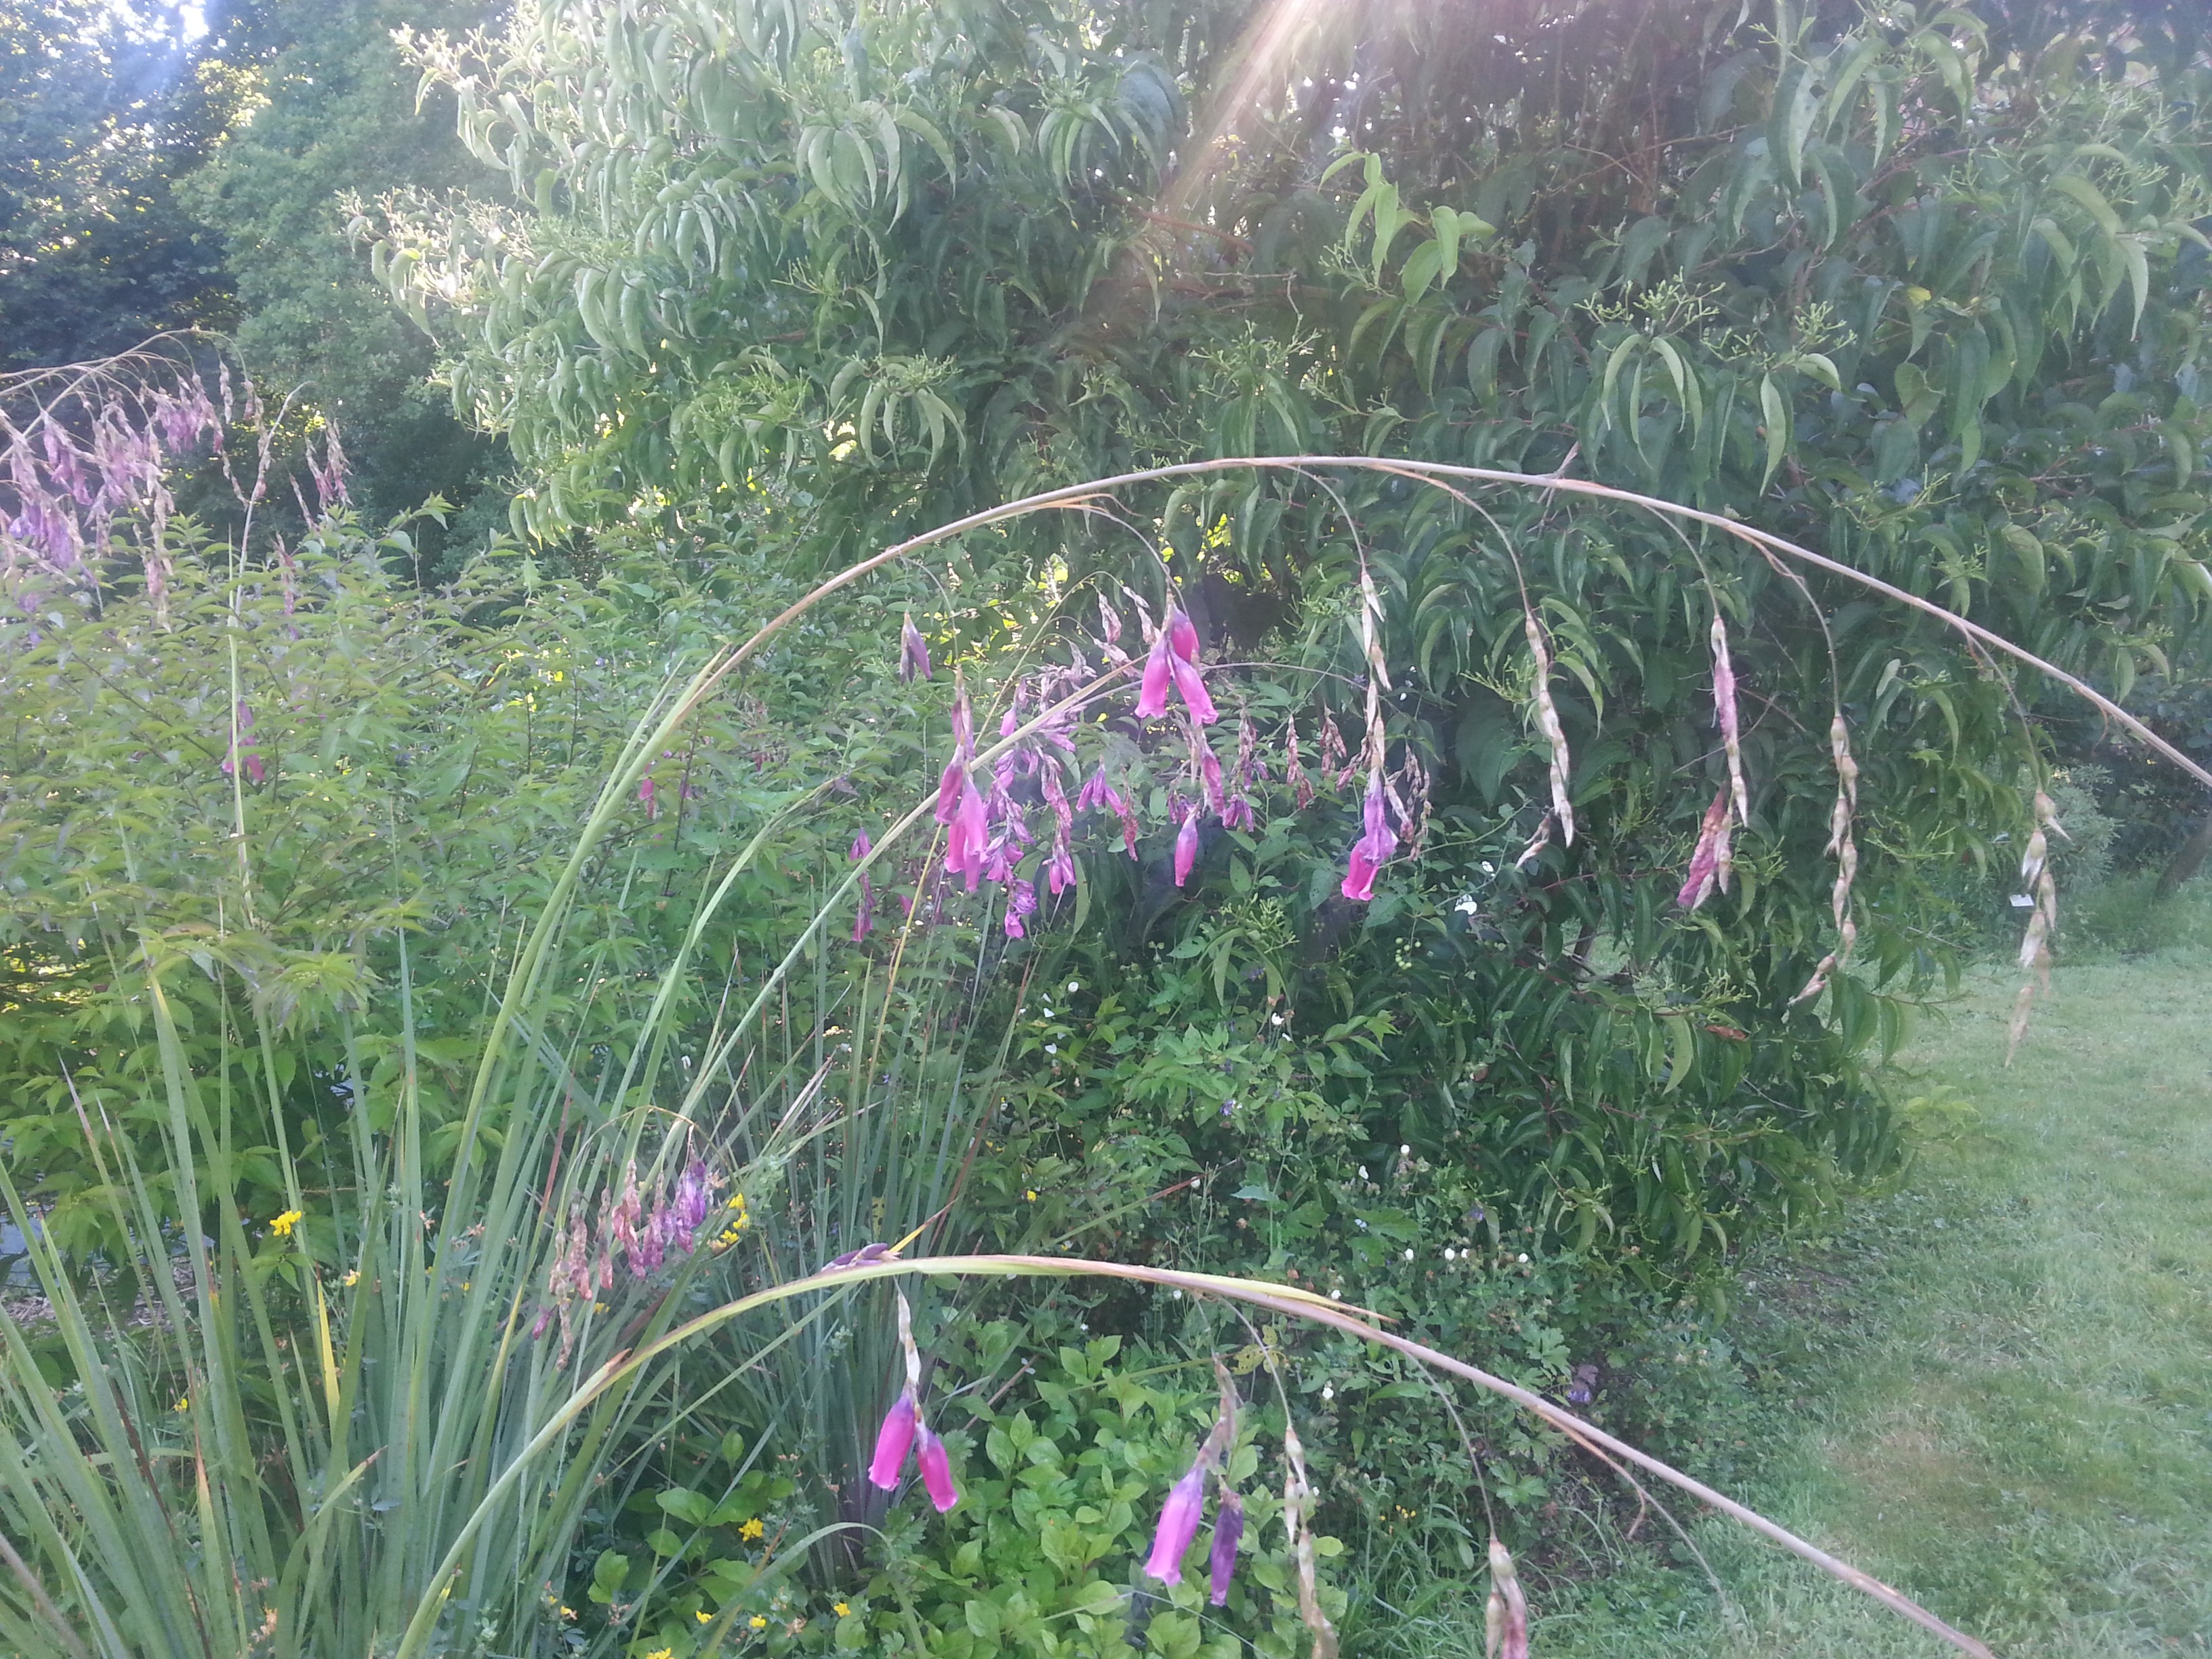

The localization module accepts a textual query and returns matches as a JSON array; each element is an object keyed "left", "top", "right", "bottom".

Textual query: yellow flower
[
  {"left": 558, "top": 1607, "right": 575, "bottom": 1620},
  {"left": 173, "top": 1395, "right": 188, "bottom": 1412},
  {"left": 645, "top": 1649, "right": 673, "bottom": 1659},
  {"left": 1024, "top": 1189, "right": 1037, "bottom": 1202},
  {"left": 739, "top": 1518, "right": 765, "bottom": 1540},
  {"left": 833, "top": 1603, "right": 851, "bottom": 1618},
  {"left": 727, "top": 1193, "right": 747, "bottom": 1210},
  {"left": 269, "top": 1210, "right": 303, "bottom": 1238},
  {"left": 341, "top": 1269, "right": 359, "bottom": 1288},
  {"left": 748, "top": 1616, "right": 768, "bottom": 1631},
  {"left": 696, "top": 1610, "right": 713, "bottom": 1624}
]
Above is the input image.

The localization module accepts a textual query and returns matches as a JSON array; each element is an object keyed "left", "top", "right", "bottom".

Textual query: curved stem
[{"left": 398, "top": 1254, "right": 1993, "bottom": 1659}]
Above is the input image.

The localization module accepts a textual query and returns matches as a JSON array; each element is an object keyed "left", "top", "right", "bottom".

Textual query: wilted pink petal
[
  {"left": 916, "top": 1425, "right": 960, "bottom": 1512},
  {"left": 1174, "top": 811, "right": 1200, "bottom": 887},
  {"left": 869, "top": 1391, "right": 918, "bottom": 1489},
  {"left": 1286, "top": 720, "right": 1315, "bottom": 808},
  {"left": 1145, "top": 1464, "right": 1208, "bottom": 1584},
  {"left": 638, "top": 775, "right": 659, "bottom": 819},
  {"left": 851, "top": 832, "right": 876, "bottom": 941},
  {"left": 1002, "top": 878, "right": 1037, "bottom": 938},
  {"left": 1209, "top": 1490, "right": 1244, "bottom": 1605},
  {"left": 675, "top": 1160, "right": 711, "bottom": 1233},
  {"left": 1221, "top": 796, "right": 1255, "bottom": 832},
  {"left": 1197, "top": 741, "right": 1226, "bottom": 817},
  {"left": 900, "top": 612, "right": 932, "bottom": 682},
  {"left": 1675, "top": 788, "right": 1734, "bottom": 912}
]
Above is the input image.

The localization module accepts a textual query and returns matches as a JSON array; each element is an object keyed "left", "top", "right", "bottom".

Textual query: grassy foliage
[{"left": 1374, "top": 939, "right": 2212, "bottom": 1656}]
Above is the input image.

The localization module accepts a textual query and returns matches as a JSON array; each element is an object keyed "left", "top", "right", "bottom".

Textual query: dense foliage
[{"left": 2, "top": 1, "right": 2209, "bottom": 1654}]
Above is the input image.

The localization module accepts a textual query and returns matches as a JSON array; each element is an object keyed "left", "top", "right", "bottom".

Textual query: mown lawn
[{"left": 1391, "top": 921, "right": 2212, "bottom": 1658}]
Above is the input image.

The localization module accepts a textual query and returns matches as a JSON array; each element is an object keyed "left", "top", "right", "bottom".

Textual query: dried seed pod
[
  {"left": 1709, "top": 612, "right": 1749, "bottom": 826},
  {"left": 1525, "top": 609, "right": 1576, "bottom": 846}
]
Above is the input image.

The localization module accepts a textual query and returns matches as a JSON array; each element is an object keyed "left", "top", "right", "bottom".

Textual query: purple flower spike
[
  {"left": 869, "top": 1391, "right": 918, "bottom": 1489},
  {"left": 1174, "top": 811, "right": 1200, "bottom": 888},
  {"left": 1144, "top": 1463, "right": 1208, "bottom": 1584},
  {"left": 916, "top": 1425, "right": 960, "bottom": 1512},
  {"left": 1209, "top": 1490, "right": 1245, "bottom": 1605},
  {"left": 1340, "top": 774, "right": 1399, "bottom": 902},
  {"left": 900, "top": 612, "right": 932, "bottom": 682}
]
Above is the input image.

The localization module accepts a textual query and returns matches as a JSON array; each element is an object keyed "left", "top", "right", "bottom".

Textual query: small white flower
[
  {"left": 1402, "top": 1248, "right": 1414, "bottom": 1262},
  {"left": 1517, "top": 1252, "right": 1530, "bottom": 1264},
  {"left": 1399, "top": 1144, "right": 1410, "bottom": 1158},
  {"left": 1444, "top": 1248, "right": 1456, "bottom": 1261},
  {"left": 1321, "top": 1384, "right": 1334, "bottom": 1401},
  {"left": 1044, "top": 1043, "right": 1057, "bottom": 1054},
  {"left": 1480, "top": 861, "right": 1496, "bottom": 874},
  {"left": 1171, "top": 1288, "right": 1183, "bottom": 1298},
  {"left": 1355, "top": 1218, "right": 1368, "bottom": 1231},
  {"left": 1270, "top": 1012, "right": 1285, "bottom": 1026},
  {"left": 1068, "top": 981, "right": 1080, "bottom": 994},
  {"left": 1357, "top": 1166, "right": 1369, "bottom": 1181}
]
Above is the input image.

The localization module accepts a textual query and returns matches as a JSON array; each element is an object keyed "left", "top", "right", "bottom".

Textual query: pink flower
[
  {"left": 869, "top": 1392, "right": 918, "bottom": 1489},
  {"left": 900, "top": 612, "right": 932, "bottom": 682},
  {"left": 638, "top": 775, "right": 659, "bottom": 819},
  {"left": 1221, "top": 796, "right": 1255, "bottom": 832},
  {"left": 916, "top": 1425, "right": 960, "bottom": 1512},
  {"left": 1340, "top": 775, "right": 1399, "bottom": 901},
  {"left": 1136, "top": 605, "right": 1218, "bottom": 724},
  {"left": 1676, "top": 787, "right": 1734, "bottom": 911},
  {"left": 1174, "top": 809, "right": 1200, "bottom": 887},
  {"left": 1209, "top": 1490, "right": 1244, "bottom": 1605},
  {"left": 1144, "top": 1464, "right": 1208, "bottom": 1583}
]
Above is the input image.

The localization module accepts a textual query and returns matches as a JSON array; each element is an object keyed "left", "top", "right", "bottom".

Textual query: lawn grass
[{"left": 1385, "top": 913, "right": 2212, "bottom": 1658}]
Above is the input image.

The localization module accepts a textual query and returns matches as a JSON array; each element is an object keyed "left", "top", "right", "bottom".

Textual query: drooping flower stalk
[
  {"left": 1791, "top": 710, "right": 1862, "bottom": 1005},
  {"left": 1135, "top": 604, "right": 1218, "bottom": 724},
  {"left": 1484, "top": 1538, "right": 1530, "bottom": 1659},
  {"left": 1143, "top": 1361, "right": 1242, "bottom": 1589},
  {"left": 1708, "top": 612, "right": 1749, "bottom": 825},
  {"left": 2007, "top": 787, "right": 2063, "bottom": 1061},
  {"left": 1285, "top": 718, "right": 1315, "bottom": 809},
  {"left": 868, "top": 1290, "right": 959, "bottom": 1512},
  {"left": 1340, "top": 773, "right": 1399, "bottom": 902},
  {"left": 1523, "top": 608, "right": 1576, "bottom": 846}
]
